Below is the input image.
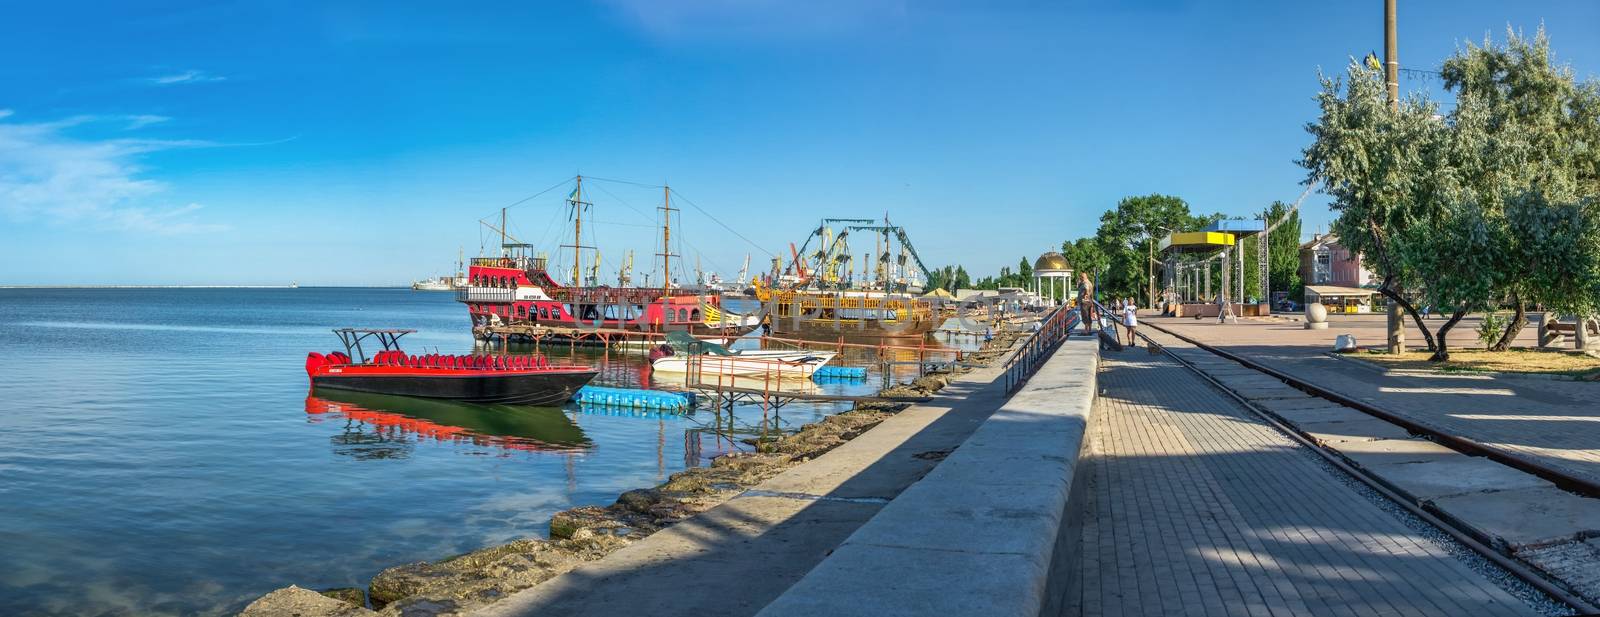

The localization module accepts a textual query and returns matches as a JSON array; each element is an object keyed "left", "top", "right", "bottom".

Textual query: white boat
[{"left": 648, "top": 333, "right": 836, "bottom": 378}]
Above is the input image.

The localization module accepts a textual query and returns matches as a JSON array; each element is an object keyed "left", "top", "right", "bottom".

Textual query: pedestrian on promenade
[
  {"left": 1123, "top": 299, "right": 1138, "bottom": 347},
  {"left": 1217, "top": 293, "right": 1228, "bottom": 324},
  {"left": 1077, "top": 272, "right": 1095, "bottom": 335}
]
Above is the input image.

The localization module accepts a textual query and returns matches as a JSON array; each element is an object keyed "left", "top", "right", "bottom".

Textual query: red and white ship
[{"left": 457, "top": 177, "right": 758, "bottom": 345}]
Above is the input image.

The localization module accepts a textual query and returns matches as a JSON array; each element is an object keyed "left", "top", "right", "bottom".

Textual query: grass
[{"left": 1358, "top": 349, "right": 1600, "bottom": 378}]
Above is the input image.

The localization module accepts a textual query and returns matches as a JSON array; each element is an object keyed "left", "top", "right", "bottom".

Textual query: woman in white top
[{"left": 1123, "top": 300, "right": 1138, "bottom": 347}]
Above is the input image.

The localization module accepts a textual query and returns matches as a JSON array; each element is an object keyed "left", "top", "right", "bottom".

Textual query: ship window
[
  {"left": 691, "top": 309, "right": 700, "bottom": 321},
  {"left": 677, "top": 309, "right": 688, "bottom": 322},
  {"left": 540, "top": 306, "right": 550, "bottom": 319}
]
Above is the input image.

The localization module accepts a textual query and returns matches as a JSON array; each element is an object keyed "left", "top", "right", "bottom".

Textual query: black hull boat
[
  {"left": 312, "top": 370, "right": 596, "bottom": 405},
  {"left": 306, "top": 328, "right": 598, "bottom": 405}
]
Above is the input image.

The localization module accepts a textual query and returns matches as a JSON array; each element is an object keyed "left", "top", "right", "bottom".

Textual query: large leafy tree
[
  {"left": 1094, "top": 194, "right": 1206, "bottom": 303},
  {"left": 1440, "top": 29, "right": 1600, "bottom": 349},
  {"left": 1301, "top": 60, "right": 1448, "bottom": 352}
]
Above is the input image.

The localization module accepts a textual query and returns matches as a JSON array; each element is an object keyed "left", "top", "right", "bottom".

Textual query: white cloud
[
  {"left": 124, "top": 114, "right": 170, "bottom": 130},
  {"left": 0, "top": 113, "right": 228, "bottom": 235},
  {"left": 148, "top": 69, "right": 226, "bottom": 85}
]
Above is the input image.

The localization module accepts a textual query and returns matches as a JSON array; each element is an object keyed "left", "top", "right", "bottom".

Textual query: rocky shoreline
[{"left": 241, "top": 330, "right": 1014, "bottom": 617}]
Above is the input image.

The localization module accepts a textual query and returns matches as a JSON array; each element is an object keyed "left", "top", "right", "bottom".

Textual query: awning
[
  {"left": 1160, "top": 231, "right": 1237, "bottom": 254},
  {"left": 1304, "top": 285, "right": 1376, "bottom": 298}
]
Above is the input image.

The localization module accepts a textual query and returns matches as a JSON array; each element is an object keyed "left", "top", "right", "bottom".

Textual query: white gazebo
[{"left": 1033, "top": 251, "right": 1073, "bottom": 306}]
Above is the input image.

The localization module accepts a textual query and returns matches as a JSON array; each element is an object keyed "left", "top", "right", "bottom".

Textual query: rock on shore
[{"left": 239, "top": 586, "right": 376, "bottom": 617}]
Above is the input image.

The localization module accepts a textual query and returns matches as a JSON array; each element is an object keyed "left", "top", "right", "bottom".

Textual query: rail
[{"left": 1001, "top": 303, "right": 1081, "bottom": 392}]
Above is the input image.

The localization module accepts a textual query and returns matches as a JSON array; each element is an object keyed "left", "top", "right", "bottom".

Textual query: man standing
[{"left": 1123, "top": 299, "right": 1138, "bottom": 347}]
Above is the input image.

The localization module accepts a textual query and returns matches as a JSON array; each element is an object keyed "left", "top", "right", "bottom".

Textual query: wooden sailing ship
[{"left": 458, "top": 176, "right": 757, "bottom": 345}]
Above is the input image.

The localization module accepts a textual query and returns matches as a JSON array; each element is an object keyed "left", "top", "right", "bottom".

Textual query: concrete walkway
[
  {"left": 1147, "top": 316, "right": 1600, "bottom": 487},
  {"left": 473, "top": 350, "right": 1022, "bottom": 617},
  {"left": 1063, "top": 349, "right": 1540, "bottom": 616}
]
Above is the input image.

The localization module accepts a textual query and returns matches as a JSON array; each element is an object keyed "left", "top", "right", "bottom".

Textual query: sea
[{"left": 0, "top": 287, "right": 965, "bottom": 616}]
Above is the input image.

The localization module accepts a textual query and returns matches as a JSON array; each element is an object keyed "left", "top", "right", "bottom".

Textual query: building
[
  {"left": 1299, "top": 233, "right": 1377, "bottom": 313},
  {"left": 1299, "top": 233, "right": 1373, "bottom": 288}
]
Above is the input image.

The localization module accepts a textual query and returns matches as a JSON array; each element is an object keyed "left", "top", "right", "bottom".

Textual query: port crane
[{"left": 617, "top": 250, "right": 634, "bottom": 287}]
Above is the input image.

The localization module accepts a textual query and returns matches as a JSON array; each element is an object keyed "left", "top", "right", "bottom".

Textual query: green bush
[{"left": 1477, "top": 312, "right": 1507, "bottom": 349}]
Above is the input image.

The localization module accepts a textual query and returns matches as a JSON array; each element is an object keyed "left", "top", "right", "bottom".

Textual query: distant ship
[{"left": 412, "top": 251, "right": 468, "bottom": 291}]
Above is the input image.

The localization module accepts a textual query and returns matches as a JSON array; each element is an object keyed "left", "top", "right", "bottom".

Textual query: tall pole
[
  {"left": 1147, "top": 235, "right": 1154, "bottom": 308},
  {"left": 500, "top": 208, "right": 507, "bottom": 256},
  {"left": 1385, "top": 0, "right": 1399, "bottom": 110},
  {"left": 573, "top": 177, "right": 584, "bottom": 286},
  {"left": 658, "top": 185, "right": 677, "bottom": 293},
  {"left": 1384, "top": 0, "right": 1406, "bottom": 353}
]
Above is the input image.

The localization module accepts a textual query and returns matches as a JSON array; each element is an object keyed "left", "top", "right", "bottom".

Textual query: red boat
[{"left": 305, "top": 328, "right": 598, "bottom": 405}]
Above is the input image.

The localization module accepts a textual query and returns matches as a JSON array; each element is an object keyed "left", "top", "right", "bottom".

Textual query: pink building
[{"left": 1299, "top": 233, "right": 1374, "bottom": 288}]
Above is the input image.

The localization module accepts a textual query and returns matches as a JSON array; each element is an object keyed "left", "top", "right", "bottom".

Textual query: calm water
[{"left": 0, "top": 288, "right": 957, "bottom": 617}]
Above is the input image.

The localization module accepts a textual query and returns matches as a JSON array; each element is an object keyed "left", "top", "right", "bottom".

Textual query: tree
[
  {"left": 1301, "top": 60, "right": 1447, "bottom": 353},
  {"left": 1304, "top": 30, "right": 1600, "bottom": 361},
  {"left": 1439, "top": 28, "right": 1600, "bottom": 349},
  {"left": 1095, "top": 194, "right": 1205, "bottom": 303},
  {"left": 1061, "top": 237, "right": 1110, "bottom": 283}
]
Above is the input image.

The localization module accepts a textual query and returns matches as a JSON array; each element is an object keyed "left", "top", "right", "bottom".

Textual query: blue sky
[{"left": 2, "top": 1, "right": 1597, "bottom": 286}]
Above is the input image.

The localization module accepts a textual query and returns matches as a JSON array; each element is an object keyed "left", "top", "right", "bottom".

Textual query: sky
[{"left": 2, "top": 1, "right": 1598, "bottom": 286}]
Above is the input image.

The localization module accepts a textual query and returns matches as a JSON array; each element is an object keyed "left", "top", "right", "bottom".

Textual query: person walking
[
  {"left": 1077, "top": 272, "right": 1095, "bottom": 335},
  {"left": 1216, "top": 293, "right": 1228, "bottom": 324},
  {"left": 1123, "top": 299, "right": 1139, "bottom": 347}
]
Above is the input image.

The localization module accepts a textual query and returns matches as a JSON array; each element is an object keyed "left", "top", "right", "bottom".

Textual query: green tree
[
  {"left": 1095, "top": 194, "right": 1205, "bottom": 303},
  {"left": 1061, "top": 237, "right": 1110, "bottom": 283},
  {"left": 1301, "top": 60, "right": 1447, "bottom": 353},
  {"left": 1440, "top": 28, "right": 1600, "bottom": 349}
]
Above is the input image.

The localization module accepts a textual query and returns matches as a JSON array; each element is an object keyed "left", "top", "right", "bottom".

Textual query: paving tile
[
  {"left": 1335, "top": 438, "right": 1463, "bottom": 468},
  {"left": 1270, "top": 405, "right": 1375, "bottom": 426},
  {"left": 1431, "top": 486, "right": 1600, "bottom": 548},
  {"left": 1300, "top": 419, "right": 1415, "bottom": 444},
  {"left": 1368, "top": 457, "right": 1553, "bottom": 500}
]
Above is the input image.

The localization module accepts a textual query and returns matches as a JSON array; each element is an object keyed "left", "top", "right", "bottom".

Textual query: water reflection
[{"left": 305, "top": 390, "right": 591, "bottom": 456}]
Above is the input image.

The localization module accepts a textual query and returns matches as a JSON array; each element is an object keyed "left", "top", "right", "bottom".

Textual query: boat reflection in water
[{"left": 305, "top": 389, "right": 591, "bottom": 458}]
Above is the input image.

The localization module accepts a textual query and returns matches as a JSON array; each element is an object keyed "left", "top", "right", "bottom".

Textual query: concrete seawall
[{"left": 757, "top": 336, "right": 1099, "bottom": 617}]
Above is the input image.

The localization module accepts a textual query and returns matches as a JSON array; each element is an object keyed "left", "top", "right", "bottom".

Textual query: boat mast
[
  {"left": 658, "top": 185, "right": 677, "bottom": 293},
  {"left": 562, "top": 175, "right": 594, "bottom": 287},
  {"left": 500, "top": 208, "right": 508, "bottom": 257}
]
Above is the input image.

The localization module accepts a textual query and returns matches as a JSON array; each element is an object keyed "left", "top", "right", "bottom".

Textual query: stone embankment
[{"left": 240, "top": 329, "right": 1002, "bottom": 617}]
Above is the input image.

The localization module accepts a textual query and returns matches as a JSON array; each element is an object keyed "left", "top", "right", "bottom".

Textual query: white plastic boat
[{"left": 647, "top": 332, "right": 836, "bottom": 378}]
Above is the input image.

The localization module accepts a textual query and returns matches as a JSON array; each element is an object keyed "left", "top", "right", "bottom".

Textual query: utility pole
[{"left": 1384, "top": 0, "right": 1407, "bottom": 354}]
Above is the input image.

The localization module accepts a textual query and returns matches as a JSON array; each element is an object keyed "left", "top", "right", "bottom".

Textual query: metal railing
[
  {"left": 1001, "top": 303, "right": 1080, "bottom": 393},
  {"left": 998, "top": 299, "right": 1137, "bottom": 392}
]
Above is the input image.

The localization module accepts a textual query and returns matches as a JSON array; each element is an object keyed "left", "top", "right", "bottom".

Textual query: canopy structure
[
  {"left": 921, "top": 288, "right": 955, "bottom": 299},
  {"left": 1159, "top": 231, "right": 1236, "bottom": 255}
]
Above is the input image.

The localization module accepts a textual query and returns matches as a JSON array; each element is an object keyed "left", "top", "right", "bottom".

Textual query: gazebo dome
[{"left": 1034, "top": 252, "right": 1070, "bottom": 272}]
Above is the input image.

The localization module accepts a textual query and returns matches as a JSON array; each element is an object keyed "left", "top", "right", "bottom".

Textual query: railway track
[{"left": 1137, "top": 320, "right": 1600, "bottom": 615}]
